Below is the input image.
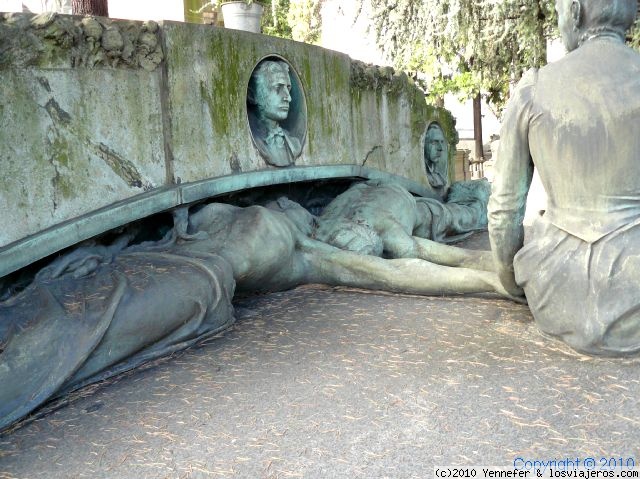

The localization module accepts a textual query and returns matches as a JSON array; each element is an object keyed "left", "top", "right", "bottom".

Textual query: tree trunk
[
  {"left": 71, "top": 0, "right": 108, "bottom": 16},
  {"left": 473, "top": 93, "right": 484, "bottom": 162}
]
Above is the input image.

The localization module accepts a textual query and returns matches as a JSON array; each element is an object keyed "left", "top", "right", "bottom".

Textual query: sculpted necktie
[{"left": 264, "top": 126, "right": 286, "bottom": 148}]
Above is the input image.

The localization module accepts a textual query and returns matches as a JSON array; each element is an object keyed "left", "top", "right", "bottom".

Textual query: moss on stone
[
  {"left": 48, "top": 134, "right": 76, "bottom": 200},
  {"left": 51, "top": 136, "right": 70, "bottom": 168}
]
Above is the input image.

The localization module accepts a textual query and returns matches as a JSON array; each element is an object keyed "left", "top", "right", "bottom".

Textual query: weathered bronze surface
[
  {"left": 489, "top": 0, "right": 640, "bottom": 355},
  {"left": 424, "top": 123, "right": 449, "bottom": 190},
  {"left": 247, "top": 59, "right": 305, "bottom": 166},
  {"left": 1, "top": 180, "right": 503, "bottom": 430}
]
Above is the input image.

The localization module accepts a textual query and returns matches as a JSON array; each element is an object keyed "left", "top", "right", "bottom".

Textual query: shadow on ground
[{"left": 1, "top": 234, "right": 639, "bottom": 478}]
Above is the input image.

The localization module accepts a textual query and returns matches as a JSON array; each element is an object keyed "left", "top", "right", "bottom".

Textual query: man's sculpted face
[
  {"left": 257, "top": 65, "right": 292, "bottom": 123},
  {"left": 426, "top": 126, "right": 446, "bottom": 166}
]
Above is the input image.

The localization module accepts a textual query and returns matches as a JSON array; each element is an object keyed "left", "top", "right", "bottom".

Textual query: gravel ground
[{"left": 1, "top": 233, "right": 639, "bottom": 479}]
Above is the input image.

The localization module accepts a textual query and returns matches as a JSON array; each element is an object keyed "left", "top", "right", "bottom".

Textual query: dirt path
[{"left": 2, "top": 283, "right": 639, "bottom": 478}]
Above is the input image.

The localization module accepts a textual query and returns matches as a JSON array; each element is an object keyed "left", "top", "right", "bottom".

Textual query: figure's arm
[{"left": 488, "top": 69, "right": 537, "bottom": 297}]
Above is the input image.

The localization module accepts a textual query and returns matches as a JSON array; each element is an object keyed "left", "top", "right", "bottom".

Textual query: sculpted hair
[
  {"left": 426, "top": 123, "right": 443, "bottom": 138},
  {"left": 247, "top": 60, "right": 290, "bottom": 107},
  {"left": 580, "top": 0, "right": 638, "bottom": 33}
]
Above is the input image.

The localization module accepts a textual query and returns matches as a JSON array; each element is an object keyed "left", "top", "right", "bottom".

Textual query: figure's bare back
[{"left": 180, "top": 203, "right": 301, "bottom": 291}]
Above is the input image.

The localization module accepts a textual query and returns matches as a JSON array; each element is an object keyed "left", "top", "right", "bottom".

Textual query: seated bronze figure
[{"left": 489, "top": 0, "right": 640, "bottom": 355}]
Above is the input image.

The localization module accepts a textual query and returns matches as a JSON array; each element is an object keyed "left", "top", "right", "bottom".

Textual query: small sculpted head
[
  {"left": 555, "top": 0, "right": 638, "bottom": 51},
  {"left": 266, "top": 197, "right": 317, "bottom": 237},
  {"left": 425, "top": 124, "right": 447, "bottom": 167},
  {"left": 323, "top": 219, "right": 384, "bottom": 257},
  {"left": 248, "top": 60, "right": 292, "bottom": 125},
  {"left": 447, "top": 179, "right": 491, "bottom": 206}
]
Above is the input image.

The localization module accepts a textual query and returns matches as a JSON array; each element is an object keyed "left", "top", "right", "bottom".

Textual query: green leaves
[
  {"left": 367, "top": 0, "right": 557, "bottom": 114},
  {"left": 287, "top": 0, "right": 322, "bottom": 43},
  {"left": 630, "top": 17, "right": 640, "bottom": 50},
  {"left": 261, "top": 0, "right": 294, "bottom": 38}
]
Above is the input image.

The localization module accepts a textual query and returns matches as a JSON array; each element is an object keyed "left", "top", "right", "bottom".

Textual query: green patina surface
[
  {"left": 164, "top": 23, "right": 359, "bottom": 180},
  {"left": 0, "top": 166, "right": 437, "bottom": 280}
]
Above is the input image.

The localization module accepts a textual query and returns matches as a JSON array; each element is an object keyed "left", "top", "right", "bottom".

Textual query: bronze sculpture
[
  {"left": 247, "top": 59, "right": 303, "bottom": 167},
  {"left": 0, "top": 179, "right": 509, "bottom": 430},
  {"left": 424, "top": 123, "right": 449, "bottom": 190},
  {"left": 489, "top": 0, "right": 640, "bottom": 355}
]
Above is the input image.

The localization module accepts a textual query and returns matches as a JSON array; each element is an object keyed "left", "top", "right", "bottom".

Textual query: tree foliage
[
  {"left": 368, "top": 0, "right": 640, "bottom": 113},
  {"left": 629, "top": 15, "right": 640, "bottom": 50},
  {"left": 259, "top": 0, "right": 323, "bottom": 42},
  {"left": 367, "top": 0, "right": 557, "bottom": 113},
  {"left": 286, "top": 0, "right": 323, "bottom": 43},
  {"left": 262, "top": 0, "right": 293, "bottom": 38}
]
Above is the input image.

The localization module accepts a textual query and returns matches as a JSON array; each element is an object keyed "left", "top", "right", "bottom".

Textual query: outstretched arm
[
  {"left": 488, "top": 69, "right": 537, "bottom": 298},
  {"left": 410, "top": 236, "right": 495, "bottom": 272},
  {"left": 294, "top": 235, "right": 521, "bottom": 301}
]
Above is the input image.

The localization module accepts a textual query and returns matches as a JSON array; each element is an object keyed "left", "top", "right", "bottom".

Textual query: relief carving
[{"left": 0, "top": 12, "right": 163, "bottom": 70}]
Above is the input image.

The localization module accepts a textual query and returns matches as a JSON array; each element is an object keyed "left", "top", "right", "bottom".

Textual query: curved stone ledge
[{"left": 0, "top": 166, "right": 437, "bottom": 279}]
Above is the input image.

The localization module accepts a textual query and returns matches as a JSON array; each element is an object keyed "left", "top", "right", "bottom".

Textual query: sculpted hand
[{"left": 497, "top": 267, "right": 526, "bottom": 301}]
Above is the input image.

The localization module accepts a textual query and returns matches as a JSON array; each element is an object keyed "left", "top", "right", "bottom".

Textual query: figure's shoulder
[
  {"left": 615, "top": 42, "right": 640, "bottom": 70},
  {"left": 508, "top": 68, "right": 539, "bottom": 107},
  {"left": 538, "top": 41, "right": 640, "bottom": 93},
  {"left": 514, "top": 68, "right": 539, "bottom": 95},
  {"left": 519, "top": 67, "right": 539, "bottom": 86}
]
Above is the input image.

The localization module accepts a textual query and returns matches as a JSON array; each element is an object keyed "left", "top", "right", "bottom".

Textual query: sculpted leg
[{"left": 376, "top": 221, "right": 495, "bottom": 272}]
